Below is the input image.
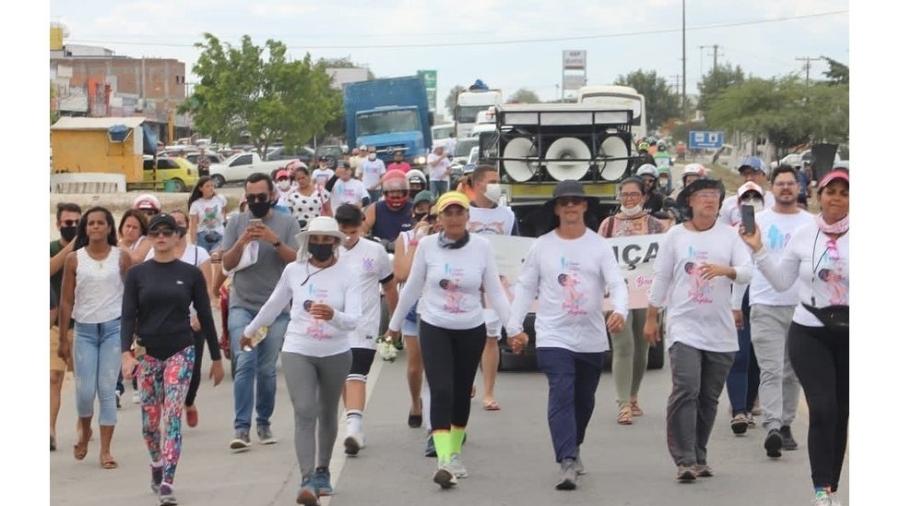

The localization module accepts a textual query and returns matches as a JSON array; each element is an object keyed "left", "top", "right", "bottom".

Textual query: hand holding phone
[{"left": 740, "top": 204, "right": 756, "bottom": 235}]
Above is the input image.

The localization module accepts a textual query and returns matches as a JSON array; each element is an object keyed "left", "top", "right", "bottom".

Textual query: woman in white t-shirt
[
  {"left": 287, "top": 166, "right": 332, "bottom": 230},
  {"left": 188, "top": 176, "right": 228, "bottom": 253},
  {"left": 739, "top": 170, "right": 849, "bottom": 506}
]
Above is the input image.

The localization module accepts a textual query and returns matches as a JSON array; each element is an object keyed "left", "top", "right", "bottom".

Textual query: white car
[{"left": 210, "top": 152, "right": 294, "bottom": 187}]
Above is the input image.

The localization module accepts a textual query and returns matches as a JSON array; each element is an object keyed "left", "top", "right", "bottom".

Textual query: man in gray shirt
[{"left": 222, "top": 172, "right": 300, "bottom": 451}]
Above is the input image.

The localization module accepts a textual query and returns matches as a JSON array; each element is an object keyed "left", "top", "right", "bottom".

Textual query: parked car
[
  {"left": 210, "top": 152, "right": 294, "bottom": 187},
  {"left": 185, "top": 152, "right": 225, "bottom": 166},
  {"left": 266, "top": 145, "right": 315, "bottom": 164},
  {"left": 142, "top": 156, "right": 199, "bottom": 192}
]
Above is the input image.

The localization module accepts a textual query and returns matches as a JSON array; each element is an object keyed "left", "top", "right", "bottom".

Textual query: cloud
[{"left": 247, "top": 3, "right": 319, "bottom": 18}]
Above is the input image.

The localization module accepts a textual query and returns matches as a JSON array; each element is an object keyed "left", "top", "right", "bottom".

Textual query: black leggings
[
  {"left": 419, "top": 320, "right": 486, "bottom": 432},
  {"left": 788, "top": 322, "right": 849, "bottom": 491},
  {"left": 185, "top": 330, "right": 205, "bottom": 407}
]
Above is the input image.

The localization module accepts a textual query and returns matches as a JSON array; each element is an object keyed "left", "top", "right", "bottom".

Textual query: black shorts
[{"left": 348, "top": 348, "right": 377, "bottom": 378}]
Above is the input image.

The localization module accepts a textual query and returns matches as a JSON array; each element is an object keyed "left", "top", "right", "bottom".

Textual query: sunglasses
[
  {"left": 148, "top": 228, "right": 176, "bottom": 238},
  {"left": 60, "top": 219, "right": 80, "bottom": 227},
  {"left": 557, "top": 197, "right": 585, "bottom": 207},
  {"left": 246, "top": 193, "right": 270, "bottom": 204}
]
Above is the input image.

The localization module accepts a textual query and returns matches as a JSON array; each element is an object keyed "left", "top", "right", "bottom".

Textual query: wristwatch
[{"left": 272, "top": 240, "right": 282, "bottom": 248}]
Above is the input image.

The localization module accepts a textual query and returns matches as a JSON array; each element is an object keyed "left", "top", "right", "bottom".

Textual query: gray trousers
[
  {"left": 610, "top": 308, "right": 650, "bottom": 405},
  {"left": 667, "top": 342, "right": 735, "bottom": 466},
  {"left": 750, "top": 304, "right": 801, "bottom": 431},
  {"left": 282, "top": 350, "right": 353, "bottom": 480}
]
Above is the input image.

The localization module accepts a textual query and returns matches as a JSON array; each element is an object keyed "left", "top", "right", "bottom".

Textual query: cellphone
[
  {"left": 740, "top": 204, "right": 756, "bottom": 235},
  {"left": 249, "top": 218, "right": 262, "bottom": 227}
]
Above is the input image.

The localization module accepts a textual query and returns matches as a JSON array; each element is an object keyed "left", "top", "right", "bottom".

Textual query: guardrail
[{"left": 50, "top": 173, "right": 127, "bottom": 193}]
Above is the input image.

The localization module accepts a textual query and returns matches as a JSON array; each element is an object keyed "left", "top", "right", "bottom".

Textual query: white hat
[
  {"left": 636, "top": 164, "right": 658, "bottom": 178},
  {"left": 295, "top": 216, "right": 345, "bottom": 262},
  {"left": 133, "top": 193, "right": 161, "bottom": 211},
  {"left": 737, "top": 181, "right": 764, "bottom": 199},
  {"left": 683, "top": 163, "right": 706, "bottom": 177}
]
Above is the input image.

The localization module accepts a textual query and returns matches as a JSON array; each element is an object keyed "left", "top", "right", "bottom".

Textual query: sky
[{"left": 49, "top": 0, "right": 848, "bottom": 118}]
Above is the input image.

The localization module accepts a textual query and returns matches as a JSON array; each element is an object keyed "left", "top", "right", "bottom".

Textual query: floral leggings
[{"left": 138, "top": 345, "right": 195, "bottom": 485}]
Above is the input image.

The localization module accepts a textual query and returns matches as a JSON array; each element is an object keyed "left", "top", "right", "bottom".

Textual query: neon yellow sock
[
  {"left": 450, "top": 426, "right": 466, "bottom": 455},
  {"left": 432, "top": 430, "right": 453, "bottom": 463}
]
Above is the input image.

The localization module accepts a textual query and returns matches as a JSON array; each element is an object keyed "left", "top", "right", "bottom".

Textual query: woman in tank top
[{"left": 58, "top": 206, "right": 132, "bottom": 469}]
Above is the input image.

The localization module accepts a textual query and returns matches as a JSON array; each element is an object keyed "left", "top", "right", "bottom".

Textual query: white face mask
[
  {"left": 277, "top": 180, "right": 291, "bottom": 191},
  {"left": 620, "top": 204, "right": 643, "bottom": 217},
  {"left": 484, "top": 183, "right": 502, "bottom": 204},
  {"left": 368, "top": 153, "right": 377, "bottom": 161}
]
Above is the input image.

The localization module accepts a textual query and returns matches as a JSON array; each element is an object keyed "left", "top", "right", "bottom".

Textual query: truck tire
[{"left": 211, "top": 174, "right": 226, "bottom": 188}]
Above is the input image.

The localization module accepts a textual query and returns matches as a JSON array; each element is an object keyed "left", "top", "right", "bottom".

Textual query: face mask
[
  {"left": 484, "top": 183, "right": 502, "bottom": 204},
  {"left": 620, "top": 204, "right": 643, "bottom": 217},
  {"left": 659, "top": 177, "right": 669, "bottom": 188},
  {"left": 368, "top": 153, "right": 377, "bottom": 161},
  {"left": 386, "top": 193, "right": 409, "bottom": 210},
  {"left": 60, "top": 226, "right": 78, "bottom": 242},
  {"left": 276, "top": 180, "right": 291, "bottom": 191},
  {"left": 308, "top": 242, "right": 334, "bottom": 262},
  {"left": 248, "top": 200, "right": 271, "bottom": 218}
]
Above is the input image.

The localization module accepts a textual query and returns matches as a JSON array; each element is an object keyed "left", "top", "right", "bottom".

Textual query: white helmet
[
  {"left": 406, "top": 169, "right": 427, "bottom": 185},
  {"left": 636, "top": 164, "right": 658, "bottom": 178},
  {"left": 657, "top": 141, "right": 667, "bottom": 150},
  {"left": 682, "top": 163, "right": 707, "bottom": 178}
]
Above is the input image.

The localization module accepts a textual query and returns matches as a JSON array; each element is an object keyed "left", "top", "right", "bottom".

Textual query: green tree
[
  {"left": 697, "top": 63, "right": 745, "bottom": 114},
  {"left": 822, "top": 57, "right": 849, "bottom": 85},
  {"left": 181, "top": 33, "right": 342, "bottom": 155},
  {"left": 614, "top": 70, "right": 680, "bottom": 130},
  {"left": 444, "top": 85, "right": 466, "bottom": 120},
  {"left": 508, "top": 88, "right": 540, "bottom": 104}
]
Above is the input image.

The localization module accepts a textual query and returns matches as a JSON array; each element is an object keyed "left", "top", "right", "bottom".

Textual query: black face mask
[
  {"left": 248, "top": 200, "right": 271, "bottom": 218},
  {"left": 308, "top": 242, "right": 334, "bottom": 262},
  {"left": 60, "top": 226, "right": 78, "bottom": 242}
]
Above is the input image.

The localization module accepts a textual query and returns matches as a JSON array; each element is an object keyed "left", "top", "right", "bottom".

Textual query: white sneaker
[
  {"left": 432, "top": 465, "right": 458, "bottom": 489},
  {"left": 446, "top": 453, "right": 468, "bottom": 478}
]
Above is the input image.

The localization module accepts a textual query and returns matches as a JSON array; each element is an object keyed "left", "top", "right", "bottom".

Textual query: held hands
[
  {"left": 739, "top": 224, "right": 763, "bottom": 252},
  {"left": 697, "top": 263, "right": 733, "bottom": 281},
  {"left": 209, "top": 360, "right": 225, "bottom": 386},
  {"left": 733, "top": 309, "right": 744, "bottom": 330},
  {"left": 508, "top": 332, "right": 529, "bottom": 355},
  {"left": 122, "top": 352, "right": 139, "bottom": 381},
  {"left": 310, "top": 303, "right": 335, "bottom": 321},
  {"left": 606, "top": 312, "right": 626, "bottom": 334},
  {"left": 643, "top": 319, "right": 661, "bottom": 345},
  {"left": 384, "top": 329, "right": 401, "bottom": 342}
]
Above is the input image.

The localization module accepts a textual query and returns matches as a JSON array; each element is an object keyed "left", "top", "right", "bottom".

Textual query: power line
[
  {"left": 796, "top": 56, "right": 825, "bottom": 85},
  {"left": 67, "top": 10, "right": 847, "bottom": 51}
]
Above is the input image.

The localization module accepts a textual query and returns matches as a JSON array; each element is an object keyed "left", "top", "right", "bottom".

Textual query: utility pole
[
  {"left": 682, "top": 0, "right": 687, "bottom": 120},
  {"left": 796, "top": 56, "right": 824, "bottom": 86},
  {"left": 700, "top": 45, "right": 722, "bottom": 72},
  {"left": 670, "top": 75, "right": 681, "bottom": 97}
]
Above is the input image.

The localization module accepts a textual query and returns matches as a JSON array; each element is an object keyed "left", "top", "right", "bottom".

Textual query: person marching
[
  {"left": 506, "top": 180, "right": 628, "bottom": 490},
  {"left": 643, "top": 178, "right": 752, "bottom": 482},
  {"left": 57, "top": 206, "right": 132, "bottom": 470},
  {"left": 239, "top": 216, "right": 360, "bottom": 505},
  {"left": 335, "top": 204, "right": 399, "bottom": 456},
  {"left": 188, "top": 175, "right": 229, "bottom": 253},
  {"left": 740, "top": 170, "right": 849, "bottom": 506},
  {"left": 386, "top": 191, "right": 511, "bottom": 489},
  {"left": 121, "top": 213, "right": 224, "bottom": 505},
  {"left": 598, "top": 177, "right": 670, "bottom": 425}
]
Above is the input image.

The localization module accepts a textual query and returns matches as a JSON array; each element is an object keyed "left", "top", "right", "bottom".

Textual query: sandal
[
  {"left": 100, "top": 455, "right": 119, "bottom": 470},
  {"left": 482, "top": 400, "right": 501, "bottom": 411},
  {"left": 73, "top": 427, "right": 92, "bottom": 461},
  {"left": 630, "top": 400, "right": 644, "bottom": 417},
  {"left": 617, "top": 405, "right": 633, "bottom": 425}
]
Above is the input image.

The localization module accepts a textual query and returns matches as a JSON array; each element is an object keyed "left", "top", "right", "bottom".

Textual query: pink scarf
[{"left": 816, "top": 213, "right": 849, "bottom": 235}]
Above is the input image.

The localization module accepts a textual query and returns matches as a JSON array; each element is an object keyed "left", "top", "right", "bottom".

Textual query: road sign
[
  {"left": 688, "top": 130, "right": 725, "bottom": 150},
  {"left": 417, "top": 70, "right": 437, "bottom": 111},
  {"left": 563, "top": 50, "right": 586, "bottom": 70},
  {"left": 563, "top": 74, "right": 586, "bottom": 89}
]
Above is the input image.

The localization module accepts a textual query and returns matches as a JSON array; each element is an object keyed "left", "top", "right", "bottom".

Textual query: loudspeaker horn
[
  {"left": 546, "top": 137, "right": 590, "bottom": 181},
  {"left": 595, "top": 136, "right": 629, "bottom": 181},
  {"left": 502, "top": 137, "right": 540, "bottom": 182}
]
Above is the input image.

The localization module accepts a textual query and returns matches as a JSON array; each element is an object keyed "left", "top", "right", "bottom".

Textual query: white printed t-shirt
[
  {"left": 331, "top": 178, "right": 369, "bottom": 208},
  {"left": 189, "top": 195, "right": 228, "bottom": 235},
  {"left": 340, "top": 238, "right": 394, "bottom": 349},
  {"left": 427, "top": 153, "right": 451, "bottom": 182},
  {"left": 361, "top": 159, "right": 386, "bottom": 190},
  {"left": 648, "top": 223, "right": 752, "bottom": 352},
  {"left": 467, "top": 204, "right": 516, "bottom": 236}
]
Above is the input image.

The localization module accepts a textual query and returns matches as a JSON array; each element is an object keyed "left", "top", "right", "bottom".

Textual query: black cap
[
  {"left": 552, "top": 180, "right": 587, "bottom": 200},
  {"left": 675, "top": 177, "right": 726, "bottom": 209},
  {"left": 147, "top": 213, "right": 178, "bottom": 231}
]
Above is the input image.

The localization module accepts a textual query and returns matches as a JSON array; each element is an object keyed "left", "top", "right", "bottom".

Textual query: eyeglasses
[
  {"left": 60, "top": 219, "right": 79, "bottom": 227},
  {"left": 557, "top": 197, "right": 585, "bottom": 207},
  {"left": 246, "top": 193, "right": 270, "bottom": 204},
  {"left": 773, "top": 181, "right": 798, "bottom": 188},
  {"left": 693, "top": 190, "right": 721, "bottom": 200},
  {"left": 619, "top": 192, "right": 642, "bottom": 199},
  {"left": 148, "top": 229, "right": 176, "bottom": 238}
]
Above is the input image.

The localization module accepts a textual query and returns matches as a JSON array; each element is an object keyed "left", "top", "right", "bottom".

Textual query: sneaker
[
  {"left": 556, "top": 459, "right": 577, "bottom": 490},
  {"left": 424, "top": 434, "right": 437, "bottom": 458},
  {"left": 314, "top": 467, "right": 333, "bottom": 496},
  {"left": 344, "top": 433, "right": 363, "bottom": 456},
  {"left": 692, "top": 464, "right": 713, "bottom": 477},
  {"left": 765, "top": 429, "right": 783, "bottom": 458},
  {"left": 257, "top": 426, "right": 277, "bottom": 445},
  {"left": 297, "top": 475, "right": 318, "bottom": 505},
  {"left": 132, "top": 391, "right": 141, "bottom": 404},
  {"left": 433, "top": 465, "right": 458, "bottom": 489},
  {"left": 446, "top": 453, "right": 468, "bottom": 478},
  {"left": 730, "top": 413, "right": 749, "bottom": 435},
  {"left": 150, "top": 465, "right": 163, "bottom": 494},
  {"left": 229, "top": 430, "right": 251, "bottom": 451},
  {"left": 573, "top": 448, "right": 585, "bottom": 475},
  {"left": 676, "top": 465, "right": 697, "bottom": 483},
  {"left": 158, "top": 483, "right": 177, "bottom": 505},
  {"left": 780, "top": 425, "right": 799, "bottom": 451}
]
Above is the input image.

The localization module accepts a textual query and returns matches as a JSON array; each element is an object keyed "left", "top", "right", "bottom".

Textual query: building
[{"left": 50, "top": 23, "right": 191, "bottom": 143}]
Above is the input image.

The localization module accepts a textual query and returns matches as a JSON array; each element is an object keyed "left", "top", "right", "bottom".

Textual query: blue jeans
[
  {"left": 228, "top": 307, "right": 289, "bottom": 431},
  {"left": 74, "top": 318, "right": 122, "bottom": 426},
  {"left": 429, "top": 180, "right": 449, "bottom": 198},
  {"left": 536, "top": 347, "right": 605, "bottom": 463},
  {"left": 195, "top": 230, "right": 223, "bottom": 253},
  {"left": 726, "top": 289, "right": 760, "bottom": 415}
]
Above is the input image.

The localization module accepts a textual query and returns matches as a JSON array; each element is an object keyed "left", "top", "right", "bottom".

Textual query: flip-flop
[
  {"left": 73, "top": 428, "right": 91, "bottom": 461},
  {"left": 483, "top": 400, "right": 501, "bottom": 411},
  {"left": 100, "top": 456, "right": 119, "bottom": 470}
]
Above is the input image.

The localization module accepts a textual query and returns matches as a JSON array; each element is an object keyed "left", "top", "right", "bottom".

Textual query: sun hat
[
  {"left": 676, "top": 177, "right": 726, "bottom": 210},
  {"left": 295, "top": 216, "right": 346, "bottom": 262},
  {"left": 434, "top": 191, "right": 470, "bottom": 214}
]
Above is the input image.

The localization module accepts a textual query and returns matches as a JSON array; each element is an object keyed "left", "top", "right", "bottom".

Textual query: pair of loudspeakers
[{"left": 502, "top": 135, "right": 629, "bottom": 182}]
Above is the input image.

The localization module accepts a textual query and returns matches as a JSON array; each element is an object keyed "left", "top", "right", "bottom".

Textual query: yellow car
[{"left": 142, "top": 156, "right": 199, "bottom": 192}]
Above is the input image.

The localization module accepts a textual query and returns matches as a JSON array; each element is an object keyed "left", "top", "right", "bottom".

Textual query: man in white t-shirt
[
  {"left": 731, "top": 165, "right": 813, "bottom": 459},
  {"left": 331, "top": 161, "right": 371, "bottom": 209},
  {"left": 312, "top": 159, "right": 335, "bottom": 189},
  {"left": 360, "top": 145, "right": 387, "bottom": 202},
  {"left": 427, "top": 146, "right": 451, "bottom": 197},
  {"left": 644, "top": 177, "right": 752, "bottom": 482},
  {"left": 465, "top": 165, "right": 517, "bottom": 412},
  {"left": 506, "top": 180, "right": 627, "bottom": 490},
  {"left": 335, "top": 204, "right": 398, "bottom": 457}
]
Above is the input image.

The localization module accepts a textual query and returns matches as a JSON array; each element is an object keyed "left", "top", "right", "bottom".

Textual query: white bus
[
  {"left": 455, "top": 89, "right": 503, "bottom": 139},
  {"left": 576, "top": 85, "right": 647, "bottom": 143}
]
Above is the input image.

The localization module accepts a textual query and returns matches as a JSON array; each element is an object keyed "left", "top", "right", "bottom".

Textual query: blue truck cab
[{"left": 344, "top": 76, "right": 433, "bottom": 167}]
